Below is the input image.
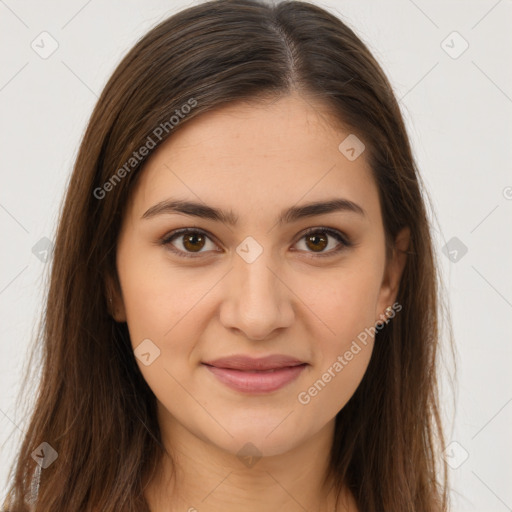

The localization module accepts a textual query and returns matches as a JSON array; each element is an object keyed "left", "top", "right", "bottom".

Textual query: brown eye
[
  {"left": 161, "top": 229, "right": 218, "bottom": 258},
  {"left": 294, "top": 227, "right": 350, "bottom": 257},
  {"left": 182, "top": 232, "right": 206, "bottom": 252},
  {"left": 304, "top": 232, "right": 328, "bottom": 252},
  {"left": 161, "top": 226, "right": 351, "bottom": 260}
]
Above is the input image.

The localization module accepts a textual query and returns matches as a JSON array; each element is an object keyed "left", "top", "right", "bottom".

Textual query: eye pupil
[
  {"left": 183, "top": 233, "right": 205, "bottom": 252},
  {"left": 306, "top": 233, "right": 328, "bottom": 252}
]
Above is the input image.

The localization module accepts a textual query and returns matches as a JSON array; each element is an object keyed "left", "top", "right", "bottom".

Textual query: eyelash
[{"left": 159, "top": 227, "right": 352, "bottom": 259}]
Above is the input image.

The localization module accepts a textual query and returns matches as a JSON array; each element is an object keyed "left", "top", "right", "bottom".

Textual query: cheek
[
  {"left": 296, "top": 258, "right": 383, "bottom": 347},
  {"left": 118, "top": 262, "right": 201, "bottom": 409},
  {"left": 291, "top": 259, "right": 381, "bottom": 411},
  {"left": 118, "top": 244, "right": 202, "bottom": 343},
  {"left": 116, "top": 247, "right": 214, "bottom": 388}
]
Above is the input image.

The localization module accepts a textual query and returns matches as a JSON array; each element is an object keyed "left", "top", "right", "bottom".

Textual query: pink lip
[
  {"left": 201, "top": 354, "right": 308, "bottom": 394},
  {"left": 203, "top": 364, "right": 307, "bottom": 394}
]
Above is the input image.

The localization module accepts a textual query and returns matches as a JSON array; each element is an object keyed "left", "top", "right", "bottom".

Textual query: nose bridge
[
  {"left": 241, "top": 252, "right": 276, "bottom": 294},
  {"left": 235, "top": 242, "right": 281, "bottom": 310},
  {"left": 220, "top": 237, "right": 293, "bottom": 339}
]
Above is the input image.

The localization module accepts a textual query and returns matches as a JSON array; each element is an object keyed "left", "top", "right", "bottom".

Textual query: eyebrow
[{"left": 141, "top": 197, "right": 366, "bottom": 225}]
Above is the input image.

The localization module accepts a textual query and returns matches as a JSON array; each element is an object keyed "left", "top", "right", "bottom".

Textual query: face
[{"left": 111, "top": 92, "right": 408, "bottom": 459}]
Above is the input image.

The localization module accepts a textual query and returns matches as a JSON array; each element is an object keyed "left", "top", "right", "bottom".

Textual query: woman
[{"left": 2, "top": 0, "right": 451, "bottom": 510}]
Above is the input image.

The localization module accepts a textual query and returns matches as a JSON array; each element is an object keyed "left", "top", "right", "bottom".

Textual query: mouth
[{"left": 201, "top": 356, "right": 308, "bottom": 394}]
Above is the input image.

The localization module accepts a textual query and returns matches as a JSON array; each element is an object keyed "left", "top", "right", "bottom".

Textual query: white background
[{"left": 1, "top": 1, "right": 511, "bottom": 510}]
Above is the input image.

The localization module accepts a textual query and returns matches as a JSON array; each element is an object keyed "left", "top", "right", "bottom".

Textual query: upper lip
[{"left": 202, "top": 355, "right": 306, "bottom": 371}]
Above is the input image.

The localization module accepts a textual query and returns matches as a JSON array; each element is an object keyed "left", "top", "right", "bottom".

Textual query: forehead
[{"left": 128, "top": 93, "right": 381, "bottom": 227}]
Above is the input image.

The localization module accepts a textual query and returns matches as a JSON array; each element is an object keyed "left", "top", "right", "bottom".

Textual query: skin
[{"left": 109, "top": 91, "right": 410, "bottom": 512}]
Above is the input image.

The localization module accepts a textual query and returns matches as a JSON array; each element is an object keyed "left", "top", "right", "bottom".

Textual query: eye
[
  {"left": 160, "top": 227, "right": 351, "bottom": 259},
  {"left": 160, "top": 228, "right": 219, "bottom": 258},
  {"left": 293, "top": 227, "right": 351, "bottom": 257}
]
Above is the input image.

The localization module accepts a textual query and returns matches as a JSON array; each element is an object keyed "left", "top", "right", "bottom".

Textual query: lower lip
[{"left": 203, "top": 363, "right": 307, "bottom": 394}]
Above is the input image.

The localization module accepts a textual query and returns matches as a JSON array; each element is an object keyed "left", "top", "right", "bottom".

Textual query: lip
[
  {"left": 202, "top": 354, "right": 306, "bottom": 371},
  {"left": 202, "top": 355, "right": 308, "bottom": 394}
]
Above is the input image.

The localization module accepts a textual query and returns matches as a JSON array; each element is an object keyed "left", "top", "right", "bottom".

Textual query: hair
[{"left": 2, "top": 0, "right": 453, "bottom": 510}]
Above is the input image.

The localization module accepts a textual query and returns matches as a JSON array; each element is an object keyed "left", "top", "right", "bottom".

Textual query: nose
[{"left": 219, "top": 248, "right": 295, "bottom": 341}]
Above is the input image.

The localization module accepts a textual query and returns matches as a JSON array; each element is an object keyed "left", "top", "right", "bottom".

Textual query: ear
[
  {"left": 105, "top": 272, "right": 127, "bottom": 323},
  {"left": 375, "top": 227, "right": 410, "bottom": 323}
]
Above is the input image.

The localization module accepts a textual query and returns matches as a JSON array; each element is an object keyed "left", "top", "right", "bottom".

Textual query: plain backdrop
[{"left": 1, "top": 1, "right": 511, "bottom": 510}]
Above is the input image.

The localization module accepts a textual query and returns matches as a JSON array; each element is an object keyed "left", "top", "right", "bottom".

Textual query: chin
[{"left": 204, "top": 421, "right": 308, "bottom": 459}]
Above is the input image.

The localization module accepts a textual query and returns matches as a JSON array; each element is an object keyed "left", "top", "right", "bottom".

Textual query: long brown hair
[{"left": 3, "top": 1, "right": 452, "bottom": 510}]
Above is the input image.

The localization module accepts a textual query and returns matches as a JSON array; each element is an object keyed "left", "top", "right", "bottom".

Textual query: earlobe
[
  {"left": 105, "top": 274, "right": 127, "bottom": 323},
  {"left": 375, "top": 227, "right": 410, "bottom": 322}
]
